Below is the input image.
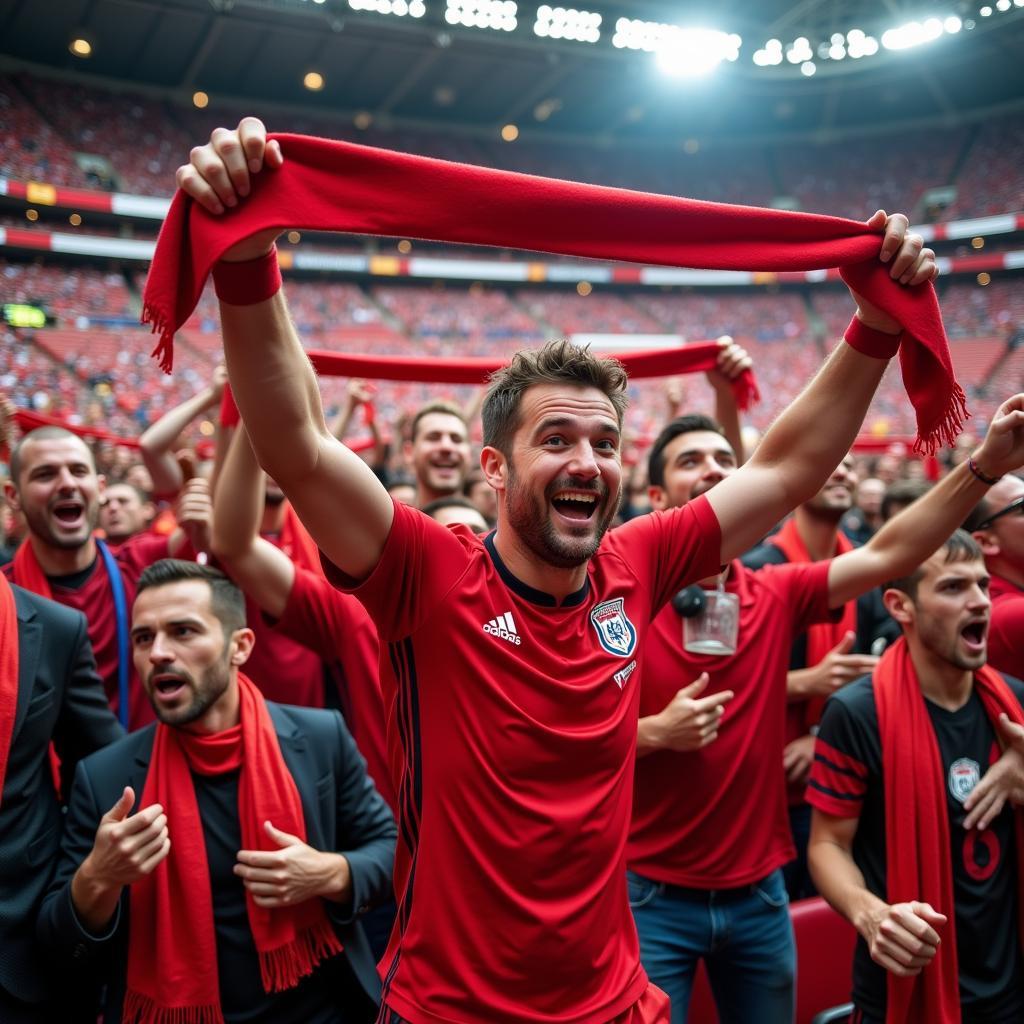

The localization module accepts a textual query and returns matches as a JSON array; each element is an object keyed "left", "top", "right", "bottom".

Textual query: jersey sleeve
[
  {"left": 988, "top": 596, "right": 1024, "bottom": 680},
  {"left": 607, "top": 495, "right": 723, "bottom": 613},
  {"left": 115, "top": 532, "right": 172, "bottom": 583},
  {"left": 320, "top": 498, "right": 473, "bottom": 642},
  {"left": 758, "top": 560, "right": 839, "bottom": 634},
  {"left": 806, "top": 684, "right": 877, "bottom": 819},
  {"left": 274, "top": 566, "right": 369, "bottom": 661}
]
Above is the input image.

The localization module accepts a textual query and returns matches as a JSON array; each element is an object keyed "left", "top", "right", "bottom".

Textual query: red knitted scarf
[
  {"left": 873, "top": 639, "right": 1024, "bottom": 1024},
  {"left": 769, "top": 516, "right": 856, "bottom": 728},
  {"left": 124, "top": 674, "right": 342, "bottom": 1024},
  {"left": 142, "top": 133, "right": 962, "bottom": 453},
  {"left": 0, "top": 575, "right": 17, "bottom": 812}
]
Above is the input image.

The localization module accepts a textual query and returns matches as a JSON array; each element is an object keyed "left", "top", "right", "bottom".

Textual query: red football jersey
[
  {"left": 273, "top": 565, "right": 395, "bottom": 813},
  {"left": 4, "top": 532, "right": 170, "bottom": 728},
  {"left": 628, "top": 560, "right": 834, "bottom": 889},
  {"left": 986, "top": 574, "right": 1024, "bottom": 681},
  {"left": 324, "top": 497, "right": 721, "bottom": 1024}
]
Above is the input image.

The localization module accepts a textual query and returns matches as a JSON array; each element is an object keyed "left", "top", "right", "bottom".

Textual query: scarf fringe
[
  {"left": 915, "top": 382, "right": 969, "bottom": 456},
  {"left": 142, "top": 302, "right": 175, "bottom": 374},
  {"left": 258, "top": 919, "right": 344, "bottom": 993},
  {"left": 123, "top": 990, "right": 224, "bottom": 1024}
]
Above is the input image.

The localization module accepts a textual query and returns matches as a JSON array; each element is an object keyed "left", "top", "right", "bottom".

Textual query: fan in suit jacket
[
  {"left": 0, "top": 577, "right": 123, "bottom": 1023},
  {"left": 38, "top": 560, "right": 397, "bottom": 1024}
]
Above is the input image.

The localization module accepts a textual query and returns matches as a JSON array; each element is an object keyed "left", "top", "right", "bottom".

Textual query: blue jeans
[{"left": 628, "top": 868, "right": 796, "bottom": 1024}]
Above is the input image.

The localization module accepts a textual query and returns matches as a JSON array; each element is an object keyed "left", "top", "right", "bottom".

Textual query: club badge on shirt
[
  {"left": 590, "top": 598, "right": 637, "bottom": 658},
  {"left": 949, "top": 757, "right": 981, "bottom": 804}
]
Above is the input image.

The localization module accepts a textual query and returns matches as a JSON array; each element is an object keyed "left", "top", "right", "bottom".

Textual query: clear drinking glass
[{"left": 683, "top": 586, "right": 739, "bottom": 655}]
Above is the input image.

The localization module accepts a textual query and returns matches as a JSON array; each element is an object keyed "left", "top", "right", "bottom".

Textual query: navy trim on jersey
[
  {"left": 483, "top": 531, "right": 590, "bottom": 608},
  {"left": 380, "top": 638, "right": 425, "bottom": 1019}
]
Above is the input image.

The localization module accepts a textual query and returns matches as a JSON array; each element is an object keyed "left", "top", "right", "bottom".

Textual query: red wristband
[
  {"left": 843, "top": 316, "right": 902, "bottom": 359},
  {"left": 212, "top": 246, "right": 281, "bottom": 306}
]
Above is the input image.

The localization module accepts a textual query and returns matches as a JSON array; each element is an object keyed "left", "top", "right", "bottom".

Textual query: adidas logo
[{"left": 483, "top": 611, "right": 522, "bottom": 646}]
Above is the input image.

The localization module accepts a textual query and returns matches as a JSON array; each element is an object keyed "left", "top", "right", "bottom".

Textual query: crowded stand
[{"left": 4, "top": 13, "right": 1024, "bottom": 1024}]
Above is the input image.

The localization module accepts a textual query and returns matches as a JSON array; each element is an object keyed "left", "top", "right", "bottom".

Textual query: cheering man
[{"left": 175, "top": 117, "right": 935, "bottom": 1024}]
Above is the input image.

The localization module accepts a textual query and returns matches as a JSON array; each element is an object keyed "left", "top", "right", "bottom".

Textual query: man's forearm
[
  {"left": 864, "top": 461, "right": 986, "bottom": 576},
  {"left": 70, "top": 860, "right": 122, "bottom": 935},
  {"left": 211, "top": 428, "right": 265, "bottom": 559},
  {"left": 636, "top": 715, "right": 664, "bottom": 758},
  {"left": 713, "top": 384, "right": 745, "bottom": 466},
  {"left": 139, "top": 385, "right": 218, "bottom": 494},
  {"left": 808, "top": 834, "right": 886, "bottom": 939},
  {"left": 220, "top": 291, "right": 329, "bottom": 488}
]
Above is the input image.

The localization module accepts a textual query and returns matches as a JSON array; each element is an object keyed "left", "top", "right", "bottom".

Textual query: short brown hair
[
  {"left": 482, "top": 340, "right": 629, "bottom": 455},
  {"left": 10, "top": 426, "right": 95, "bottom": 486},
  {"left": 410, "top": 401, "right": 469, "bottom": 443}
]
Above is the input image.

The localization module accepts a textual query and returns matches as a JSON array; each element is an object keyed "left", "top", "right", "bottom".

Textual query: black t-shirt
[
  {"left": 194, "top": 770, "right": 374, "bottom": 1024},
  {"left": 811, "top": 676, "right": 1024, "bottom": 1022}
]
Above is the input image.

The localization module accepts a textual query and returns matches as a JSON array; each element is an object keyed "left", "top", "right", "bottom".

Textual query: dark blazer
[
  {"left": 0, "top": 584, "right": 123, "bottom": 1004},
  {"left": 38, "top": 701, "right": 397, "bottom": 1021}
]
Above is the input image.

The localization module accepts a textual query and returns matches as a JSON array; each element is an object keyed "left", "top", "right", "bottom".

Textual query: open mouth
[
  {"left": 150, "top": 673, "right": 188, "bottom": 701},
  {"left": 52, "top": 500, "right": 85, "bottom": 527},
  {"left": 961, "top": 620, "right": 987, "bottom": 653},
  {"left": 551, "top": 489, "right": 600, "bottom": 522}
]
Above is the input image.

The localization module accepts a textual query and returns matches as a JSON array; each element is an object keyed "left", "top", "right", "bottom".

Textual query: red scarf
[
  {"left": 142, "top": 134, "right": 961, "bottom": 453},
  {"left": 10, "top": 540, "right": 52, "bottom": 598},
  {"left": 13, "top": 408, "right": 141, "bottom": 449},
  {"left": 769, "top": 516, "right": 856, "bottom": 729},
  {"left": 124, "top": 674, "right": 342, "bottom": 1024},
  {"left": 874, "top": 639, "right": 1024, "bottom": 1024},
  {"left": 0, "top": 575, "right": 18, "bottom": 812}
]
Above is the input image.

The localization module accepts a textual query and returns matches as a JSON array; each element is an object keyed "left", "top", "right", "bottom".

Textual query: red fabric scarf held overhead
[
  {"left": 305, "top": 341, "right": 760, "bottom": 410},
  {"left": 0, "top": 575, "right": 18, "bottom": 813},
  {"left": 124, "top": 674, "right": 342, "bottom": 1024},
  {"left": 769, "top": 516, "right": 856, "bottom": 728},
  {"left": 874, "top": 639, "right": 1024, "bottom": 1024},
  {"left": 142, "top": 133, "right": 963, "bottom": 453}
]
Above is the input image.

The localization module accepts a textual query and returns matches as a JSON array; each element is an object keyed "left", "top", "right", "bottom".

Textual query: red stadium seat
[{"left": 682, "top": 897, "right": 856, "bottom": 1024}]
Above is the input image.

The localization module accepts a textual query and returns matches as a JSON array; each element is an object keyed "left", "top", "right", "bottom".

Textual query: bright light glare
[
  {"left": 753, "top": 38, "right": 783, "bottom": 65},
  {"left": 997, "top": 0, "right": 1011, "bottom": 11},
  {"left": 944, "top": 15, "right": 962, "bottom": 32},
  {"left": 654, "top": 28, "right": 742, "bottom": 76},
  {"left": 847, "top": 33, "right": 879, "bottom": 57},
  {"left": 980, "top": 5, "right": 992, "bottom": 15},
  {"left": 349, "top": 0, "right": 425, "bottom": 15},
  {"left": 800, "top": 60, "right": 816, "bottom": 76},
  {"left": 534, "top": 5, "right": 601, "bottom": 43},
  {"left": 786, "top": 36, "right": 813, "bottom": 63},
  {"left": 881, "top": 18, "right": 943, "bottom": 50},
  {"left": 446, "top": 0, "right": 517, "bottom": 31}
]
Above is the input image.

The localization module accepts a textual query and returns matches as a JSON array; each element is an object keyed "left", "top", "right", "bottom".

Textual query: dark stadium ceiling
[{"left": 2, "top": 0, "right": 1024, "bottom": 147}]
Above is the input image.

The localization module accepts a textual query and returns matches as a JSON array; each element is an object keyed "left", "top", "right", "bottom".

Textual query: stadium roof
[{"left": 2, "top": 0, "right": 1024, "bottom": 146}]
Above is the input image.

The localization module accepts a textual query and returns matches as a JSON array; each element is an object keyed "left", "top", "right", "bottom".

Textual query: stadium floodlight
[
  {"left": 847, "top": 32, "right": 879, "bottom": 57},
  {"left": 654, "top": 28, "right": 741, "bottom": 76},
  {"left": 534, "top": 5, "right": 601, "bottom": 43},
  {"left": 881, "top": 18, "right": 943, "bottom": 50},
  {"left": 997, "top": 0, "right": 1011, "bottom": 11},
  {"left": 800, "top": 60, "right": 816, "bottom": 75},
  {"left": 980, "top": 5, "right": 992, "bottom": 15},
  {"left": 349, "top": 0, "right": 426, "bottom": 15},
  {"left": 944, "top": 15, "right": 962, "bottom": 32},
  {"left": 752, "top": 39, "right": 783, "bottom": 65},
  {"left": 785, "top": 36, "right": 813, "bottom": 63},
  {"left": 446, "top": 0, "right": 517, "bottom": 31}
]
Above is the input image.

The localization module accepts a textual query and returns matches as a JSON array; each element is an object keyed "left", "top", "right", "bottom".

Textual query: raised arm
[
  {"left": 139, "top": 365, "right": 226, "bottom": 495},
  {"left": 827, "top": 394, "right": 1024, "bottom": 608},
  {"left": 210, "top": 423, "right": 296, "bottom": 619},
  {"left": 176, "top": 119, "right": 393, "bottom": 581},
  {"left": 705, "top": 215, "right": 936, "bottom": 563},
  {"left": 708, "top": 337, "right": 751, "bottom": 465}
]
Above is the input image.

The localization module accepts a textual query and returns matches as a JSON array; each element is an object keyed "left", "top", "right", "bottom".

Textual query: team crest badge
[
  {"left": 948, "top": 758, "right": 980, "bottom": 804},
  {"left": 590, "top": 598, "right": 637, "bottom": 658}
]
